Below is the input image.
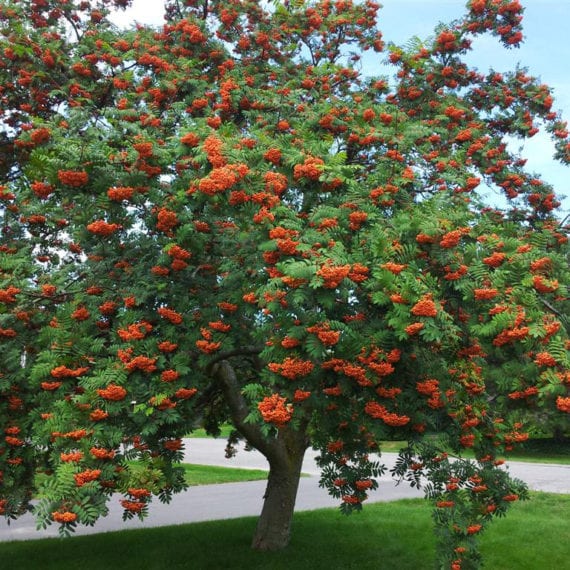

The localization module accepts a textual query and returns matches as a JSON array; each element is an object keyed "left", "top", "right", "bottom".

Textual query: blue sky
[
  {"left": 115, "top": 0, "right": 569, "bottom": 213},
  {"left": 379, "top": 1, "right": 570, "bottom": 212}
]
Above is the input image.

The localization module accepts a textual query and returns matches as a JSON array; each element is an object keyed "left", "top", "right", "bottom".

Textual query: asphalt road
[{"left": 1, "top": 439, "right": 568, "bottom": 543}]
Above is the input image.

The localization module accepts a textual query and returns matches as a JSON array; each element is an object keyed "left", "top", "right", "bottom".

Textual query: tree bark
[
  {"left": 552, "top": 425, "right": 568, "bottom": 443},
  {"left": 211, "top": 359, "right": 309, "bottom": 551},
  {"left": 251, "top": 432, "right": 306, "bottom": 551}
]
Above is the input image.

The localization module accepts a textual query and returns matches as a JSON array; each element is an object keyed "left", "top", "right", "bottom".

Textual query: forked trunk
[{"left": 251, "top": 443, "right": 306, "bottom": 551}]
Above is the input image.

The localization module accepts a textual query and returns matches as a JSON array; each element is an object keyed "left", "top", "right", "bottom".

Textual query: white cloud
[{"left": 110, "top": 0, "right": 165, "bottom": 28}]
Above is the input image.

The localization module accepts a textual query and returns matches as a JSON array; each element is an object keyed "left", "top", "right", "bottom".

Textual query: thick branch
[
  {"left": 211, "top": 360, "right": 276, "bottom": 459},
  {"left": 206, "top": 345, "right": 264, "bottom": 368}
]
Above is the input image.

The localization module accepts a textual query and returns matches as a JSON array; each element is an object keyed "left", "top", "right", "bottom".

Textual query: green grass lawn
[
  {"left": 182, "top": 463, "right": 268, "bottom": 485},
  {"left": 379, "top": 438, "right": 570, "bottom": 464},
  {"left": 2, "top": 493, "right": 567, "bottom": 570},
  {"left": 187, "top": 425, "right": 235, "bottom": 439},
  {"left": 33, "top": 464, "right": 269, "bottom": 500}
]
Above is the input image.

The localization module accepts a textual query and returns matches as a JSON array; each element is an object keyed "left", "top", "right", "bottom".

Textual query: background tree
[{"left": 0, "top": 0, "right": 568, "bottom": 567}]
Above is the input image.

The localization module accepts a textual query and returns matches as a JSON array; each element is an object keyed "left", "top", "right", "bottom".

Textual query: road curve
[{"left": 1, "top": 439, "right": 567, "bottom": 542}]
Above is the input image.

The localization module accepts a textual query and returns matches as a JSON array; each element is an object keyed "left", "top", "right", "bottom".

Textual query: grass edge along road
[
  {"left": 1, "top": 493, "right": 567, "bottom": 570},
  {"left": 181, "top": 463, "right": 268, "bottom": 485},
  {"left": 34, "top": 464, "right": 269, "bottom": 495}
]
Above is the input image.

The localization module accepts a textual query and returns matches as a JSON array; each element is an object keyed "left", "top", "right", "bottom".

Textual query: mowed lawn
[
  {"left": 1, "top": 493, "right": 568, "bottom": 570},
  {"left": 181, "top": 463, "right": 268, "bottom": 485}
]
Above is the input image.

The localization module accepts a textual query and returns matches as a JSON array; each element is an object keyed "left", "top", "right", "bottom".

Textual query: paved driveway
[{"left": 1, "top": 439, "right": 567, "bottom": 542}]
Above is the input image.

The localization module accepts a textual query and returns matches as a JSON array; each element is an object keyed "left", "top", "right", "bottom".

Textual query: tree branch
[
  {"left": 63, "top": 12, "right": 82, "bottom": 43},
  {"left": 540, "top": 297, "right": 569, "bottom": 328},
  {"left": 211, "top": 360, "right": 276, "bottom": 459},
  {"left": 206, "top": 345, "right": 264, "bottom": 368}
]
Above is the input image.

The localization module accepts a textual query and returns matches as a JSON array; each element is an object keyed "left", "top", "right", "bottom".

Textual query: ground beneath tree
[{"left": 1, "top": 439, "right": 567, "bottom": 542}]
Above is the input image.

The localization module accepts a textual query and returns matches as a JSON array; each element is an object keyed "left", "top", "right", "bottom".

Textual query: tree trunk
[
  {"left": 251, "top": 441, "right": 306, "bottom": 551},
  {"left": 552, "top": 425, "right": 568, "bottom": 443},
  {"left": 210, "top": 360, "right": 309, "bottom": 551}
]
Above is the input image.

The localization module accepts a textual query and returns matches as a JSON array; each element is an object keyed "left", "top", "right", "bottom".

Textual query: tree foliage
[{"left": 0, "top": 0, "right": 569, "bottom": 567}]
